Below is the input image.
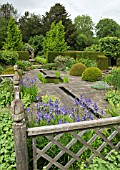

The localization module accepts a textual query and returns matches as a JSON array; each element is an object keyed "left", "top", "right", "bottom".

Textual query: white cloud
[{"left": 0, "top": 0, "right": 120, "bottom": 24}]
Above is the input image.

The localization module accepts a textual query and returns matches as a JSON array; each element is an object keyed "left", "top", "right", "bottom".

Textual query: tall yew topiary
[
  {"left": 3, "top": 17, "right": 23, "bottom": 51},
  {"left": 43, "top": 20, "right": 69, "bottom": 54}
]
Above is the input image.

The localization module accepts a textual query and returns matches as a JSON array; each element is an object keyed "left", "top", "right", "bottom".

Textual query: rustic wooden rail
[{"left": 11, "top": 65, "right": 120, "bottom": 170}]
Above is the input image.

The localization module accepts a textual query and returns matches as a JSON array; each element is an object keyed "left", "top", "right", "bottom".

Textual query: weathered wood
[
  {"left": 11, "top": 65, "right": 28, "bottom": 170},
  {"left": 27, "top": 116, "right": 120, "bottom": 136}
]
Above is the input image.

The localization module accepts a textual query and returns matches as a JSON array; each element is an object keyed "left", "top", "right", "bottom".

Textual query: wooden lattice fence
[{"left": 11, "top": 65, "right": 120, "bottom": 170}]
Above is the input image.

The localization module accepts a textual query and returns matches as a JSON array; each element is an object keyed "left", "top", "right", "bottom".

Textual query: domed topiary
[
  {"left": 82, "top": 67, "right": 102, "bottom": 82},
  {"left": 69, "top": 63, "right": 87, "bottom": 76}
]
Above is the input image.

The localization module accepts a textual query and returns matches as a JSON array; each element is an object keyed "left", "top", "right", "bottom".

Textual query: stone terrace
[{"left": 23, "top": 69, "right": 109, "bottom": 114}]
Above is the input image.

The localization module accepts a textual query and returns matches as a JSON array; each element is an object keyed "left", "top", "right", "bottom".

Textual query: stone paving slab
[{"left": 23, "top": 69, "right": 109, "bottom": 113}]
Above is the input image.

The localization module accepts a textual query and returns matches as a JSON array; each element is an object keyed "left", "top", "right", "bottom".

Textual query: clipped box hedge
[
  {"left": 17, "top": 51, "right": 29, "bottom": 60},
  {"left": 96, "top": 55, "right": 109, "bottom": 70},
  {"left": 117, "top": 58, "right": 120, "bottom": 67}
]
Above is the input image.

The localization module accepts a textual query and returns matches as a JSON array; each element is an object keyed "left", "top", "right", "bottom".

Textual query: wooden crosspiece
[{"left": 27, "top": 117, "right": 120, "bottom": 170}]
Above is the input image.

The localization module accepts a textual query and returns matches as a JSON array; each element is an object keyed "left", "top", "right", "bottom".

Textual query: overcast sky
[{"left": 0, "top": 0, "right": 120, "bottom": 24}]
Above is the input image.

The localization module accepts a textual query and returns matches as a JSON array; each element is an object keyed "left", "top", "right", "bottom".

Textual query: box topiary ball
[
  {"left": 82, "top": 67, "right": 102, "bottom": 82},
  {"left": 69, "top": 63, "right": 87, "bottom": 76}
]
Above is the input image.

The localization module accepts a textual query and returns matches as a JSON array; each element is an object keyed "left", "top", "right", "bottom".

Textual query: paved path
[{"left": 24, "top": 69, "right": 108, "bottom": 113}]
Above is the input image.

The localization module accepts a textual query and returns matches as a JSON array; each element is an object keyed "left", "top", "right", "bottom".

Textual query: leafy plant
[
  {"left": 55, "top": 71, "right": 60, "bottom": 78},
  {"left": 0, "top": 78, "right": 14, "bottom": 107},
  {"left": 63, "top": 76, "right": 69, "bottom": 83},
  {"left": 37, "top": 72, "right": 46, "bottom": 84},
  {"left": 83, "top": 150, "right": 120, "bottom": 170},
  {"left": 104, "top": 90, "right": 120, "bottom": 105},
  {"left": 16, "top": 60, "right": 31, "bottom": 71},
  {"left": 91, "top": 81, "right": 110, "bottom": 90},
  {"left": 77, "top": 58, "right": 97, "bottom": 68},
  {"left": 35, "top": 56, "right": 47, "bottom": 64},
  {"left": 0, "top": 108, "right": 16, "bottom": 170},
  {"left": 106, "top": 101, "right": 120, "bottom": 117},
  {"left": 20, "top": 76, "right": 38, "bottom": 107}
]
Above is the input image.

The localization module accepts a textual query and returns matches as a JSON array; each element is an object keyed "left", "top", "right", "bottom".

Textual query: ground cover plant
[{"left": 0, "top": 108, "right": 16, "bottom": 170}]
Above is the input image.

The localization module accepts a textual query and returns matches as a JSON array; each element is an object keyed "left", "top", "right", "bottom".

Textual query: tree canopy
[
  {"left": 41, "top": 3, "right": 77, "bottom": 49},
  {"left": 0, "top": 2, "right": 18, "bottom": 21},
  {"left": 19, "top": 12, "right": 42, "bottom": 42},
  {"left": 43, "top": 20, "right": 69, "bottom": 54},
  {"left": 3, "top": 17, "right": 23, "bottom": 51},
  {"left": 96, "top": 18, "right": 120, "bottom": 38}
]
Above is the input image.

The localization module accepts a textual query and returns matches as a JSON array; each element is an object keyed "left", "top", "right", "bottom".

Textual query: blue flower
[
  {"left": 100, "top": 110, "right": 104, "bottom": 115},
  {"left": 82, "top": 115, "right": 86, "bottom": 121},
  {"left": 88, "top": 113, "right": 94, "bottom": 120},
  {"left": 74, "top": 98, "right": 79, "bottom": 105},
  {"left": 75, "top": 115, "right": 80, "bottom": 122},
  {"left": 58, "top": 119, "right": 63, "bottom": 124},
  {"left": 93, "top": 102, "right": 98, "bottom": 113}
]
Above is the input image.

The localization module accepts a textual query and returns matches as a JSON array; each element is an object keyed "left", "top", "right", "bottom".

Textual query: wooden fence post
[{"left": 11, "top": 65, "right": 28, "bottom": 170}]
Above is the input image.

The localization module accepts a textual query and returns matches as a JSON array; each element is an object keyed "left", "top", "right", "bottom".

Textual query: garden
[{"left": 0, "top": 2, "right": 120, "bottom": 170}]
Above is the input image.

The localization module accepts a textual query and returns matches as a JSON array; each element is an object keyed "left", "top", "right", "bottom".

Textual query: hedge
[
  {"left": 47, "top": 51, "right": 104, "bottom": 62},
  {"left": 117, "top": 58, "right": 120, "bottom": 67},
  {"left": 17, "top": 51, "right": 29, "bottom": 60},
  {"left": 96, "top": 55, "right": 109, "bottom": 70}
]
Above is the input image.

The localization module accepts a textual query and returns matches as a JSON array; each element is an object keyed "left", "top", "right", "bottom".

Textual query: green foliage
[
  {"left": 106, "top": 101, "right": 120, "bottom": 117},
  {"left": 91, "top": 81, "right": 110, "bottom": 90},
  {"left": 104, "top": 90, "right": 120, "bottom": 105},
  {"left": 41, "top": 63, "right": 57, "bottom": 70},
  {"left": 43, "top": 21, "right": 69, "bottom": 54},
  {"left": 19, "top": 12, "right": 42, "bottom": 42},
  {"left": 78, "top": 58, "right": 97, "bottom": 68},
  {"left": 84, "top": 150, "right": 120, "bottom": 170},
  {"left": 28, "top": 35, "right": 44, "bottom": 56},
  {"left": 41, "top": 3, "right": 77, "bottom": 49},
  {"left": 20, "top": 76, "right": 38, "bottom": 107},
  {"left": 2, "top": 67, "right": 14, "bottom": 74},
  {"left": 0, "top": 78, "right": 14, "bottom": 107},
  {"left": 96, "top": 55, "right": 109, "bottom": 70},
  {"left": 16, "top": 60, "right": 31, "bottom": 71},
  {"left": 110, "top": 67, "right": 120, "bottom": 90},
  {"left": 82, "top": 67, "right": 102, "bottom": 82},
  {"left": 37, "top": 72, "right": 46, "bottom": 84},
  {"left": 0, "top": 65, "right": 4, "bottom": 74},
  {"left": 74, "top": 15, "right": 95, "bottom": 49},
  {"left": 0, "top": 50, "right": 18, "bottom": 65},
  {"left": 0, "top": 2, "right": 18, "bottom": 22},
  {"left": 35, "top": 56, "right": 47, "bottom": 64},
  {"left": 0, "top": 17, "right": 7, "bottom": 49},
  {"left": 41, "top": 94, "right": 60, "bottom": 104},
  {"left": 55, "top": 71, "right": 60, "bottom": 78},
  {"left": 117, "top": 58, "right": 120, "bottom": 67},
  {"left": 96, "top": 18, "right": 120, "bottom": 38},
  {"left": 70, "top": 63, "right": 87, "bottom": 76},
  {"left": 0, "top": 108, "right": 16, "bottom": 170},
  {"left": 17, "top": 51, "right": 29, "bottom": 60},
  {"left": 63, "top": 76, "right": 69, "bottom": 83},
  {"left": 3, "top": 17, "right": 23, "bottom": 51},
  {"left": 54, "top": 55, "right": 70, "bottom": 70},
  {"left": 99, "top": 37, "right": 120, "bottom": 59}
]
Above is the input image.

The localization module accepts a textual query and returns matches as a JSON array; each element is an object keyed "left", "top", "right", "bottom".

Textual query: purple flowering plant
[
  {"left": 20, "top": 76, "right": 38, "bottom": 103},
  {"left": 26, "top": 94, "right": 104, "bottom": 127}
]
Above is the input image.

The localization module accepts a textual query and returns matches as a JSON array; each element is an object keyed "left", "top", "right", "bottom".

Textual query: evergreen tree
[
  {"left": 43, "top": 21, "right": 69, "bottom": 54},
  {"left": 41, "top": 3, "right": 77, "bottom": 49},
  {"left": 3, "top": 17, "right": 23, "bottom": 50}
]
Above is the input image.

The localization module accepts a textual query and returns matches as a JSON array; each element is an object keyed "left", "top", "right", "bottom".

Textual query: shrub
[
  {"left": 82, "top": 67, "right": 102, "bottom": 82},
  {"left": 96, "top": 55, "right": 109, "bottom": 70},
  {"left": 117, "top": 58, "right": 120, "bottom": 66},
  {"left": 0, "top": 108, "right": 16, "bottom": 170},
  {"left": 17, "top": 51, "right": 29, "bottom": 60},
  {"left": 70, "top": 63, "right": 87, "bottom": 76},
  {"left": 0, "top": 65, "right": 4, "bottom": 74},
  {"left": 16, "top": 60, "right": 31, "bottom": 71},
  {"left": 2, "top": 67, "right": 15, "bottom": 74},
  {"left": 35, "top": 56, "right": 47, "bottom": 64},
  {"left": 77, "top": 58, "right": 97, "bottom": 68},
  {"left": 104, "top": 90, "right": 120, "bottom": 105},
  {"left": 0, "top": 78, "right": 14, "bottom": 107},
  {"left": 0, "top": 50, "right": 18, "bottom": 65}
]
